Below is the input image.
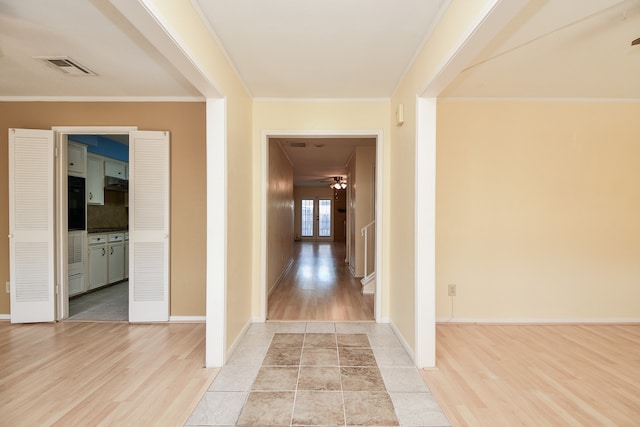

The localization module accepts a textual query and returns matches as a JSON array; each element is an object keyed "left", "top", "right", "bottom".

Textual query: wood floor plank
[
  {"left": 0, "top": 321, "right": 217, "bottom": 427},
  {"left": 268, "top": 242, "right": 374, "bottom": 321},
  {"left": 421, "top": 324, "right": 640, "bottom": 427}
]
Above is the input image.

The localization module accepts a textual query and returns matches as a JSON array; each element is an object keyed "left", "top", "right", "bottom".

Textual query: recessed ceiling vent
[
  {"left": 288, "top": 141, "right": 307, "bottom": 148},
  {"left": 34, "top": 56, "right": 97, "bottom": 76}
]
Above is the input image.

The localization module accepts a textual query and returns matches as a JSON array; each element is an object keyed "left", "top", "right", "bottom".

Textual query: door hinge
[
  {"left": 55, "top": 284, "right": 60, "bottom": 295},
  {"left": 54, "top": 146, "right": 59, "bottom": 157}
]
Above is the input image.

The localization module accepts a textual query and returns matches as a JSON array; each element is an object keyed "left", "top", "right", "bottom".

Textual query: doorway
[
  {"left": 300, "top": 198, "right": 332, "bottom": 239},
  {"left": 66, "top": 134, "right": 130, "bottom": 321},
  {"left": 261, "top": 132, "right": 383, "bottom": 322},
  {"left": 6, "top": 126, "right": 170, "bottom": 324}
]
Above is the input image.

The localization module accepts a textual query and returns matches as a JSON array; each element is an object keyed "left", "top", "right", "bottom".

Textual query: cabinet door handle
[
  {"left": 89, "top": 192, "right": 93, "bottom": 200},
  {"left": 102, "top": 248, "right": 105, "bottom": 256},
  {"left": 110, "top": 247, "right": 114, "bottom": 255},
  {"left": 70, "top": 162, "right": 74, "bottom": 166}
]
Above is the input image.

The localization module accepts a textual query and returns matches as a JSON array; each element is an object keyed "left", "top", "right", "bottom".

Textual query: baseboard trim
[
  {"left": 436, "top": 317, "right": 640, "bottom": 324},
  {"left": 225, "top": 318, "right": 253, "bottom": 362},
  {"left": 389, "top": 320, "right": 416, "bottom": 364},
  {"left": 0, "top": 314, "right": 10, "bottom": 321},
  {"left": 268, "top": 258, "right": 294, "bottom": 297},
  {"left": 169, "top": 316, "right": 205, "bottom": 323}
]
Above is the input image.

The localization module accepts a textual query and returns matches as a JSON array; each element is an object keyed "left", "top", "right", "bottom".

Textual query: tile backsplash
[{"left": 87, "top": 190, "right": 128, "bottom": 229}]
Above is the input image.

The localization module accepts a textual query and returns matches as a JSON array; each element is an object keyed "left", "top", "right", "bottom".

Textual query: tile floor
[
  {"left": 186, "top": 322, "right": 450, "bottom": 427},
  {"left": 68, "top": 281, "right": 128, "bottom": 321}
]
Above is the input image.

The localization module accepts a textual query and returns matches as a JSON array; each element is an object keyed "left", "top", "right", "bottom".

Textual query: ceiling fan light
[{"left": 340, "top": 183, "right": 347, "bottom": 189}]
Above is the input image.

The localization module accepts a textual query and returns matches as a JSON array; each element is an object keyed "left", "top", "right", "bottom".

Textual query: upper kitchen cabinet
[
  {"left": 105, "top": 159, "right": 127, "bottom": 179},
  {"left": 67, "top": 141, "right": 87, "bottom": 177},
  {"left": 87, "top": 154, "right": 104, "bottom": 205}
]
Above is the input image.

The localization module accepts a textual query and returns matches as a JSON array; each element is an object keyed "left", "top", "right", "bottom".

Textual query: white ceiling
[
  {"left": 193, "top": 0, "right": 448, "bottom": 98},
  {"left": 1, "top": 1, "right": 638, "bottom": 99},
  {"left": 0, "top": 0, "right": 201, "bottom": 98},
  {"left": 274, "top": 137, "right": 376, "bottom": 187},
  {"left": 1, "top": 0, "right": 639, "bottom": 182},
  {"left": 442, "top": 0, "right": 640, "bottom": 99}
]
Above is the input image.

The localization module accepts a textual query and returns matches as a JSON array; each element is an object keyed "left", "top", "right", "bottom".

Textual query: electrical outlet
[
  {"left": 448, "top": 284, "right": 456, "bottom": 297},
  {"left": 5, "top": 282, "right": 9, "bottom": 293}
]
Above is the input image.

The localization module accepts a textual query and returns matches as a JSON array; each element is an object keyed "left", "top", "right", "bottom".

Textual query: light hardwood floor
[
  {"left": 0, "top": 321, "right": 217, "bottom": 427},
  {"left": 421, "top": 323, "right": 640, "bottom": 426},
  {"left": 267, "top": 241, "right": 374, "bottom": 321}
]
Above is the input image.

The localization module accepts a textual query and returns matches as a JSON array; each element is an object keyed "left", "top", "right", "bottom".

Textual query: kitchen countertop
[{"left": 88, "top": 228, "right": 128, "bottom": 234}]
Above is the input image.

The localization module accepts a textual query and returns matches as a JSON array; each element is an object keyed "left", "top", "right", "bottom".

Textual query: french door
[{"left": 301, "top": 198, "right": 332, "bottom": 239}]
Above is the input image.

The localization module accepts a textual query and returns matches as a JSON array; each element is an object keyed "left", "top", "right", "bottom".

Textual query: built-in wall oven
[{"left": 68, "top": 176, "right": 86, "bottom": 231}]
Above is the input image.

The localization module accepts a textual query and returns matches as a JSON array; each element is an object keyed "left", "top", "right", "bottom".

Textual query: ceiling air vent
[
  {"left": 34, "top": 56, "right": 97, "bottom": 76},
  {"left": 288, "top": 141, "right": 307, "bottom": 148}
]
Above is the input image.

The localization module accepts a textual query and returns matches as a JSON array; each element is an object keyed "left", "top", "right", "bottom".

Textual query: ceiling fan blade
[{"left": 632, "top": 37, "right": 640, "bottom": 46}]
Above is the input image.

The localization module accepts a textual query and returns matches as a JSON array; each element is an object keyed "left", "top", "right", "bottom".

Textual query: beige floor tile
[
  {"left": 303, "top": 333, "right": 338, "bottom": 348},
  {"left": 341, "top": 367, "right": 386, "bottom": 391},
  {"left": 236, "top": 391, "right": 295, "bottom": 426},
  {"left": 337, "top": 333, "right": 370, "bottom": 348},
  {"left": 263, "top": 346, "right": 303, "bottom": 366},
  {"left": 252, "top": 367, "right": 299, "bottom": 391},
  {"left": 343, "top": 391, "right": 399, "bottom": 426},
  {"left": 305, "top": 322, "right": 336, "bottom": 333},
  {"left": 297, "top": 367, "right": 341, "bottom": 391},
  {"left": 270, "top": 333, "right": 305, "bottom": 348},
  {"left": 292, "top": 391, "right": 345, "bottom": 426},
  {"left": 301, "top": 347, "right": 339, "bottom": 366},
  {"left": 339, "top": 347, "right": 377, "bottom": 366}
]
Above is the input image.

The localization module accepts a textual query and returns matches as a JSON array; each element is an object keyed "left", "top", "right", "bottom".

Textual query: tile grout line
[
  {"left": 288, "top": 327, "right": 306, "bottom": 427},
  {"left": 338, "top": 329, "right": 348, "bottom": 427}
]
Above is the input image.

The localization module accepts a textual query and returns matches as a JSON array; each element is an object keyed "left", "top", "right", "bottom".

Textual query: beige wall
[
  {"left": 267, "top": 142, "right": 294, "bottom": 294},
  {"left": 252, "top": 101, "right": 391, "bottom": 317},
  {"left": 144, "top": 0, "right": 254, "bottom": 350},
  {"left": 349, "top": 146, "right": 376, "bottom": 277},
  {"left": 437, "top": 100, "right": 640, "bottom": 320},
  {"left": 390, "top": 0, "right": 496, "bottom": 350},
  {"left": 0, "top": 102, "right": 206, "bottom": 316}
]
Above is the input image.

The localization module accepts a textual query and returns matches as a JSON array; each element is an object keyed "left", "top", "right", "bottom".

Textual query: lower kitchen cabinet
[
  {"left": 108, "top": 241, "right": 125, "bottom": 283},
  {"left": 124, "top": 238, "right": 129, "bottom": 279},
  {"left": 88, "top": 240, "right": 108, "bottom": 290},
  {"left": 88, "top": 232, "right": 126, "bottom": 291}
]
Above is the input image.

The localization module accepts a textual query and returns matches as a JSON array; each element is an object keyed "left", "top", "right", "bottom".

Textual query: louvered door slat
[
  {"left": 129, "top": 130, "right": 170, "bottom": 322},
  {"left": 8, "top": 129, "right": 55, "bottom": 323}
]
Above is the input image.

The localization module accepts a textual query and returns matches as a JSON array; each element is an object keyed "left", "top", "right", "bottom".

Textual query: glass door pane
[
  {"left": 318, "top": 199, "right": 331, "bottom": 237},
  {"left": 301, "top": 199, "right": 314, "bottom": 237}
]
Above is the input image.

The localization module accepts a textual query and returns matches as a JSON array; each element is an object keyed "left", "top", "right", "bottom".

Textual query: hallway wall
[
  {"left": 267, "top": 142, "right": 294, "bottom": 295},
  {"left": 389, "top": 0, "right": 496, "bottom": 351}
]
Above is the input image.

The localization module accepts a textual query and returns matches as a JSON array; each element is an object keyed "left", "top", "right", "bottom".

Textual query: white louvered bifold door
[
  {"left": 128, "top": 130, "right": 170, "bottom": 322},
  {"left": 8, "top": 128, "right": 55, "bottom": 323}
]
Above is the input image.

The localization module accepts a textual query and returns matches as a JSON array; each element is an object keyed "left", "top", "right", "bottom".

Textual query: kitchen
[{"left": 67, "top": 134, "right": 129, "bottom": 320}]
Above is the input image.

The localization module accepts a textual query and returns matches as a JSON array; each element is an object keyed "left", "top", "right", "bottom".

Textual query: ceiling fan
[{"left": 316, "top": 176, "right": 347, "bottom": 189}]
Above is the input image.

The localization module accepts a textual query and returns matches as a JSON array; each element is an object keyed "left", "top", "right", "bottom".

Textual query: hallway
[{"left": 268, "top": 242, "right": 374, "bottom": 321}]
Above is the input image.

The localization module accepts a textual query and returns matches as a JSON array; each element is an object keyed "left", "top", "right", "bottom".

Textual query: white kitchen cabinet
[
  {"left": 88, "top": 234, "right": 107, "bottom": 289},
  {"left": 124, "top": 233, "right": 129, "bottom": 279},
  {"left": 67, "top": 142, "right": 87, "bottom": 177},
  {"left": 69, "top": 273, "right": 85, "bottom": 296},
  {"left": 107, "top": 233, "right": 125, "bottom": 283},
  {"left": 87, "top": 155, "right": 104, "bottom": 205},
  {"left": 105, "top": 159, "right": 126, "bottom": 179},
  {"left": 68, "top": 230, "right": 87, "bottom": 296}
]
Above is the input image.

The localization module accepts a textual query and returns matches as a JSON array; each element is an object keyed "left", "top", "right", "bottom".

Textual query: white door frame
[
  {"left": 260, "top": 130, "right": 384, "bottom": 323},
  {"left": 52, "top": 126, "right": 137, "bottom": 320}
]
